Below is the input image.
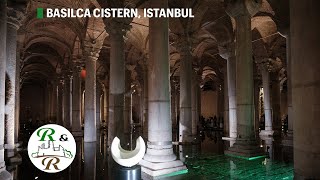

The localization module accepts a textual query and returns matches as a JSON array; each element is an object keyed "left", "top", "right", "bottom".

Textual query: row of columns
[
  {"left": 224, "top": 0, "right": 265, "bottom": 157},
  {"left": 0, "top": 2, "right": 24, "bottom": 179}
]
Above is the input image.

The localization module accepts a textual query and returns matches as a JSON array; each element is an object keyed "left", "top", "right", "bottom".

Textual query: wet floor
[{"left": 7, "top": 128, "right": 293, "bottom": 180}]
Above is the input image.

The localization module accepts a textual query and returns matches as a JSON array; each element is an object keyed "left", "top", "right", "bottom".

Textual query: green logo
[
  {"left": 37, "top": 8, "right": 44, "bottom": 19},
  {"left": 28, "top": 124, "right": 76, "bottom": 173}
]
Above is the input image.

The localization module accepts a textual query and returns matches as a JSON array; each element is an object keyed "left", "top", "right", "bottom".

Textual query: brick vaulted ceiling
[{"left": 16, "top": 0, "right": 289, "bottom": 90}]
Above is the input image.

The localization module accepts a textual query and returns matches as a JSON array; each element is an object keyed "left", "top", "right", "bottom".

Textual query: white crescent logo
[{"left": 111, "top": 136, "right": 146, "bottom": 167}]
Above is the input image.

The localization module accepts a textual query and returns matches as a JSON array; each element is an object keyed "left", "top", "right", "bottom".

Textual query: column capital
[
  {"left": 104, "top": 18, "right": 132, "bottom": 38},
  {"left": 73, "top": 62, "right": 83, "bottom": 73},
  {"left": 225, "top": 0, "right": 261, "bottom": 18},
  {"left": 82, "top": 41, "right": 102, "bottom": 61},
  {"left": 7, "top": 6, "right": 25, "bottom": 29},
  {"left": 256, "top": 58, "right": 272, "bottom": 72},
  {"left": 175, "top": 34, "right": 194, "bottom": 56},
  {"left": 58, "top": 76, "right": 65, "bottom": 85},
  {"left": 218, "top": 42, "right": 235, "bottom": 60}
]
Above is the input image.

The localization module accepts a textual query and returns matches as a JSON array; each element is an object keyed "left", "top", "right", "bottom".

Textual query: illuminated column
[
  {"left": 253, "top": 78, "right": 260, "bottom": 135},
  {"left": 223, "top": 67, "right": 229, "bottom": 137},
  {"left": 0, "top": 0, "right": 12, "bottom": 178},
  {"left": 103, "top": 83, "right": 108, "bottom": 126},
  {"left": 83, "top": 43, "right": 102, "bottom": 142},
  {"left": 139, "top": 0, "right": 187, "bottom": 176},
  {"left": 191, "top": 70, "right": 199, "bottom": 137},
  {"left": 104, "top": 19, "right": 130, "bottom": 146},
  {"left": 178, "top": 37, "right": 193, "bottom": 143},
  {"left": 72, "top": 64, "right": 83, "bottom": 136},
  {"left": 5, "top": 6, "right": 23, "bottom": 162},
  {"left": 281, "top": 30, "right": 293, "bottom": 146},
  {"left": 271, "top": 72, "right": 281, "bottom": 134},
  {"left": 258, "top": 61, "right": 274, "bottom": 136},
  {"left": 56, "top": 78, "right": 64, "bottom": 126},
  {"left": 224, "top": 0, "right": 264, "bottom": 157},
  {"left": 219, "top": 44, "right": 237, "bottom": 145},
  {"left": 14, "top": 48, "right": 21, "bottom": 144},
  {"left": 63, "top": 71, "right": 72, "bottom": 129},
  {"left": 291, "top": 1, "right": 320, "bottom": 178},
  {"left": 96, "top": 82, "right": 101, "bottom": 130},
  {"left": 123, "top": 73, "right": 131, "bottom": 148}
]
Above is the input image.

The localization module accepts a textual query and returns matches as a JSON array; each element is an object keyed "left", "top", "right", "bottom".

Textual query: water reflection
[
  {"left": 84, "top": 142, "right": 96, "bottom": 180},
  {"left": 10, "top": 128, "right": 293, "bottom": 180}
]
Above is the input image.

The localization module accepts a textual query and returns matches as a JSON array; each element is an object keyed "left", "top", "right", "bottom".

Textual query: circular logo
[{"left": 28, "top": 124, "right": 76, "bottom": 173}]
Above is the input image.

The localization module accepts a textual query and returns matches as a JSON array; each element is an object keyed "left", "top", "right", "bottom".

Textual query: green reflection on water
[{"left": 180, "top": 154, "right": 293, "bottom": 179}]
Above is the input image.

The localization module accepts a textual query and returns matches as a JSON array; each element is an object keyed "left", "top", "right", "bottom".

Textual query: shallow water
[{"left": 8, "top": 129, "right": 293, "bottom": 180}]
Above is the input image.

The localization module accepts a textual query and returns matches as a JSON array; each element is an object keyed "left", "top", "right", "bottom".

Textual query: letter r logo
[{"left": 37, "top": 128, "right": 55, "bottom": 141}]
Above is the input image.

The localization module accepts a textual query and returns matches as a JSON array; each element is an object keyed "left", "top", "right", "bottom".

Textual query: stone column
[
  {"left": 45, "top": 83, "right": 52, "bottom": 121},
  {"left": 174, "top": 83, "right": 180, "bottom": 141},
  {"left": 253, "top": 78, "right": 260, "bottom": 135},
  {"left": 291, "top": 1, "right": 320, "bottom": 178},
  {"left": 96, "top": 82, "right": 101, "bottom": 130},
  {"left": 191, "top": 70, "right": 199, "bottom": 137},
  {"left": 123, "top": 73, "right": 131, "bottom": 148},
  {"left": 0, "top": 0, "right": 12, "bottom": 178},
  {"left": 139, "top": 0, "right": 187, "bottom": 176},
  {"left": 83, "top": 44, "right": 101, "bottom": 142},
  {"left": 51, "top": 82, "right": 57, "bottom": 122},
  {"left": 282, "top": 32, "right": 293, "bottom": 146},
  {"left": 5, "top": 6, "right": 23, "bottom": 162},
  {"left": 175, "top": 84, "right": 180, "bottom": 129},
  {"left": 102, "top": 82, "right": 108, "bottom": 127},
  {"left": 196, "top": 80, "right": 201, "bottom": 132},
  {"left": 178, "top": 37, "right": 193, "bottom": 143},
  {"left": 5, "top": 10, "right": 18, "bottom": 156},
  {"left": 14, "top": 53, "right": 21, "bottom": 144},
  {"left": 171, "top": 81, "right": 176, "bottom": 130},
  {"left": 259, "top": 61, "right": 274, "bottom": 136},
  {"left": 100, "top": 87, "right": 104, "bottom": 127},
  {"left": 271, "top": 72, "right": 281, "bottom": 134},
  {"left": 142, "top": 63, "right": 148, "bottom": 139},
  {"left": 72, "top": 64, "right": 83, "bottom": 136},
  {"left": 286, "top": 37, "right": 293, "bottom": 138},
  {"left": 219, "top": 44, "right": 237, "bottom": 144},
  {"left": 223, "top": 67, "right": 229, "bottom": 137},
  {"left": 105, "top": 19, "right": 130, "bottom": 146},
  {"left": 63, "top": 72, "right": 72, "bottom": 129},
  {"left": 225, "top": 0, "right": 264, "bottom": 157},
  {"left": 56, "top": 78, "right": 64, "bottom": 126}
]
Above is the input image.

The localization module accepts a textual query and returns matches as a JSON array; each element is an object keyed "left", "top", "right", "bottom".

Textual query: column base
[
  {"left": 0, "top": 168, "right": 12, "bottom": 180},
  {"left": 5, "top": 149, "right": 22, "bottom": 164},
  {"left": 139, "top": 159, "right": 187, "bottom": 177},
  {"left": 259, "top": 130, "right": 274, "bottom": 137},
  {"left": 222, "top": 137, "right": 236, "bottom": 147},
  {"left": 224, "top": 139, "right": 266, "bottom": 159}
]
